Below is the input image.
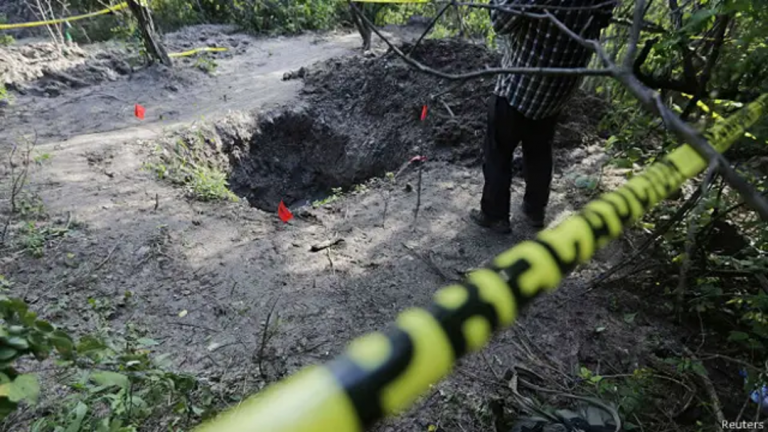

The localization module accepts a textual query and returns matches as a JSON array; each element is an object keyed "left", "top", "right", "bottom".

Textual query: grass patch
[
  {"left": 312, "top": 187, "right": 343, "bottom": 208},
  {"left": 144, "top": 132, "right": 238, "bottom": 203}
]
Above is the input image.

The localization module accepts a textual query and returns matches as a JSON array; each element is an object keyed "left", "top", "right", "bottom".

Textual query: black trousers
[{"left": 481, "top": 95, "right": 559, "bottom": 220}]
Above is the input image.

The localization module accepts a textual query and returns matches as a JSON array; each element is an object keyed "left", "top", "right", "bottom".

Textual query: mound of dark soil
[{"left": 301, "top": 38, "right": 499, "bottom": 163}]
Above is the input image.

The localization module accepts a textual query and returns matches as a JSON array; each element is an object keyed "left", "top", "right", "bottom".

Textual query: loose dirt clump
[
  {"left": 301, "top": 38, "right": 499, "bottom": 164},
  {"left": 0, "top": 42, "right": 132, "bottom": 97}
]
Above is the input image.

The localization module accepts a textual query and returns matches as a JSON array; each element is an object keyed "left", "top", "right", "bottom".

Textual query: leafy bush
[
  {"left": 0, "top": 294, "right": 216, "bottom": 429},
  {"left": 229, "top": 0, "right": 348, "bottom": 34}
]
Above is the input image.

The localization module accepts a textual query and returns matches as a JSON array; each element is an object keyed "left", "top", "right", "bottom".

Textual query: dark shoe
[
  {"left": 521, "top": 202, "right": 545, "bottom": 229},
  {"left": 470, "top": 209, "right": 511, "bottom": 234}
]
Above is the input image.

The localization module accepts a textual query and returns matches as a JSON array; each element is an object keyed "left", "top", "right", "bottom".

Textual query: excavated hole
[{"left": 226, "top": 109, "right": 414, "bottom": 211}]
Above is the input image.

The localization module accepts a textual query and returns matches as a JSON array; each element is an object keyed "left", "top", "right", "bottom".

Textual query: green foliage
[
  {"left": 145, "top": 134, "right": 238, "bottom": 203},
  {"left": 312, "top": 187, "right": 343, "bottom": 208},
  {"left": 189, "top": 165, "right": 236, "bottom": 202},
  {"left": 194, "top": 55, "right": 218, "bottom": 74},
  {"left": 0, "top": 297, "right": 75, "bottom": 418},
  {"left": 0, "top": 294, "right": 216, "bottom": 429},
  {"left": 380, "top": 1, "right": 495, "bottom": 46},
  {"left": 0, "top": 84, "right": 12, "bottom": 107},
  {"left": 233, "top": 0, "right": 348, "bottom": 34}
]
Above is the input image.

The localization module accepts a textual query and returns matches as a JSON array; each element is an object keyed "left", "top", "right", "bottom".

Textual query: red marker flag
[
  {"left": 410, "top": 155, "right": 427, "bottom": 163},
  {"left": 134, "top": 104, "right": 145, "bottom": 120},
  {"left": 278, "top": 201, "right": 293, "bottom": 223},
  {"left": 420, "top": 105, "right": 428, "bottom": 121}
]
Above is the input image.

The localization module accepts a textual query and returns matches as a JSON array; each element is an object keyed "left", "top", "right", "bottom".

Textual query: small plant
[
  {"left": 144, "top": 133, "right": 238, "bottom": 203},
  {"left": 189, "top": 165, "right": 238, "bottom": 202},
  {"left": 15, "top": 221, "right": 69, "bottom": 258},
  {"left": 194, "top": 56, "right": 218, "bottom": 75},
  {"left": 0, "top": 84, "right": 12, "bottom": 107},
  {"left": 33, "top": 153, "right": 53, "bottom": 165},
  {"left": 312, "top": 187, "right": 343, "bottom": 208},
  {"left": 0, "top": 294, "right": 218, "bottom": 428}
]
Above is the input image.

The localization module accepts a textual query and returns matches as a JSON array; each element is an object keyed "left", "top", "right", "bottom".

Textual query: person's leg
[
  {"left": 519, "top": 113, "right": 559, "bottom": 226},
  {"left": 479, "top": 95, "right": 524, "bottom": 222}
]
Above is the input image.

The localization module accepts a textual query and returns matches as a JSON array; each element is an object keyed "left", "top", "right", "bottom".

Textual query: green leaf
[
  {"left": 623, "top": 313, "right": 637, "bottom": 324},
  {"left": 5, "top": 337, "right": 29, "bottom": 351},
  {"left": 7, "top": 374, "right": 40, "bottom": 404},
  {"left": 34, "top": 321, "right": 54, "bottom": 333},
  {"left": 0, "top": 348, "right": 17, "bottom": 361},
  {"left": 152, "top": 353, "right": 173, "bottom": 369},
  {"left": 613, "top": 158, "right": 633, "bottom": 169},
  {"left": 90, "top": 371, "right": 130, "bottom": 390},
  {"left": 626, "top": 147, "right": 643, "bottom": 162},
  {"left": 51, "top": 333, "right": 75, "bottom": 359},
  {"left": 691, "top": 361, "right": 708, "bottom": 376},
  {"left": 728, "top": 331, "right": 750, "bottom": 341},
  {"left": 77, "top": 335, "right": 106, "bottom": 355},
  {"left": 64, "top": 402, "right": 88, "bottom": 432},
  {"left": 0, "top": 397, "right": 18, "bottom": 420},
  {"left": 682, "top": 9, "right": 718, "bottom": 32},
  {"left": 137, "top": 338, "right": 159, "bottom": 347}
]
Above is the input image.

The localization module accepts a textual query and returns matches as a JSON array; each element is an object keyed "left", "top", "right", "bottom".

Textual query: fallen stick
[
  {"left": 310, "top": 238, "right": 344, "bottom": 252},
  {"left": 681, "top": 346, "right": 726, "bottom": 430}
]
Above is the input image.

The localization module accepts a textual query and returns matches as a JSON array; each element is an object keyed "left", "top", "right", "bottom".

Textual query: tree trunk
[
  {"left": 349, "top": 2, "right": 372, "bottom": 51},
  {"left": 126, "top": 0, "right": 171, "bottom": 66}
]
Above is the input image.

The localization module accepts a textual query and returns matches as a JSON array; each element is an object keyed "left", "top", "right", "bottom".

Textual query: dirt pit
[
  {"left": 227, "top": 109, "right": 400, "bottom": 210},
  {"left": 215, "top": 38, "right": 604, "bottom": 211}
]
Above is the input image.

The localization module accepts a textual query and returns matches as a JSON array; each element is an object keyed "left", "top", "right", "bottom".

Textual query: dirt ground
[{"left": 0, "top": 24, "right": 745, "bottom": 431}]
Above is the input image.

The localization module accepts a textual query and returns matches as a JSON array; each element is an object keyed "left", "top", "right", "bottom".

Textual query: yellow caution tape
[
  {"left": 194, "top": 93, "right": 768, "bottom": 432},
  {"left": 0, "top": 2, "right": 128, "bottom": 30},
  {"left": 682, "top": 93, "right": 763, "bottom": 142},
  {"left": 168, "top": 47, "right": 229, "bottom": 58}
]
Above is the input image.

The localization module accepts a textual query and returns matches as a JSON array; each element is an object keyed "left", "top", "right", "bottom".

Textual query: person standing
[{"left": 470, "top": 0, "right": 614, "bottom": 233}]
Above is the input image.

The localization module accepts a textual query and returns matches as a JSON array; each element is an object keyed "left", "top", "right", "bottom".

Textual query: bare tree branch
[
  {"left": 350, "top": 3, "right": 611, "bottom": 78},
  {"left": 681, "top": 15, "right": 731, "bottom": 120},
  {"left": 625, "top": 0, "right": 646, "bottom": 68},
  {"left": 455, "top": 0, "right": 620, "bottom": 12},
  {"left": 610, "top": 16, "right": 665, "bottom": 34},
  {"left": 406, "top": 3, "right": 452, "bottom": 57}
]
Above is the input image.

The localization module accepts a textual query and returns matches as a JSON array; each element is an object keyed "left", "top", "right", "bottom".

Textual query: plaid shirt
[{"left": 491, "top": 0, "right": 614, "bottom": 119}]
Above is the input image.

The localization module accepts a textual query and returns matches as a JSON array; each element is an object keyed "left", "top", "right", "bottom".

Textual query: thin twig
[
  {"left": 402, "top": 243, "right": 458, "bottom": 282},
  {"left": 350, "top": 3, "right": 610, "bottom": 78},
  {"left": 681, "top": 346, "right": 726, "bottom": 429},
  {"left": 440, "top": 99, "right": 456, "bottom": 117},
  {"left": 93, "top": 234, "right": 124, "bottom": 272},
  {"left": 413, "top": 160, "right": 424, "bottom": 225},
  {"left": 257, "top": 295, "right": 281, "bottom": 381},
  {"left": 624, "top": 0, "right": 646, "bottom": 68},
  {"left": 166, "top": 321, "right": 219, "bottom": 332},
  {"left": 310, "top": 238, "right": 345, "bottom": 252},
  {"left": 699, "top": 353, "right": 762, "bottom": 373},
  {"left": 675, "top": 161, "right": 718, "bottom": 304},
  {"left": 406, "top": 3, "right": 451, "bottom": 57}
]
